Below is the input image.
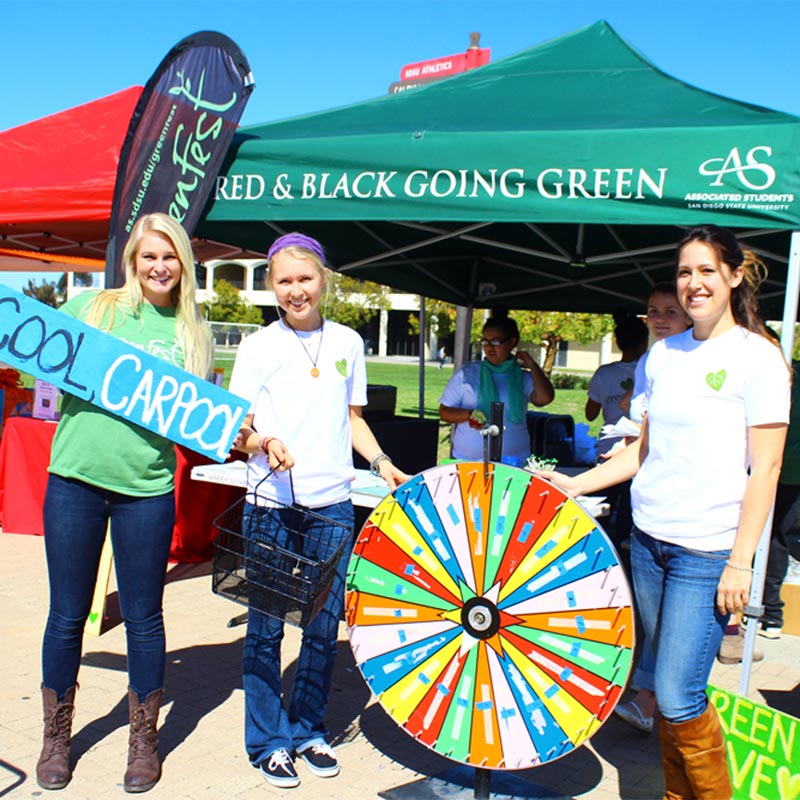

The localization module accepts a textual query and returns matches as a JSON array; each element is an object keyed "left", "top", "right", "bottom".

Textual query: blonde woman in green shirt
[{"left": 36, "top": 213, "right": 212, "bottom": 794}]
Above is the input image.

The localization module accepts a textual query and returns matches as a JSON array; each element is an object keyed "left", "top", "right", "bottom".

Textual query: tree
[
  {"left": 514, "top": 311, "right": 614, "bottom": 376},
  {"left": 23, "top": 278, "right": 62, "bottom": 308},
  {"left": 204, "top": 279, "right": 264, "bottom": 324},
  {"left": 407, "top": 298, "right": 457, "bottom": 342},
  {"left": 56, "top": 272, "right": 95, "bottom": 295},
  {"left": 412, "top": 302, "right": 615, "bottom": 375},
  {"left": 323, "top": 273, "right": 391, "bottom": 329}
]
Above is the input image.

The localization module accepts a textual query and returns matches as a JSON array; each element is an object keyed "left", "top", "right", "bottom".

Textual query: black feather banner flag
[{"left": 105, "top": 31, "right": 254, "bottom": 287}]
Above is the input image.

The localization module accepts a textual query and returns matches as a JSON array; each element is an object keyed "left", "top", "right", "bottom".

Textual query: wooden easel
[{"left": 84, "top": 526, "right": 113, "bottom": 636}]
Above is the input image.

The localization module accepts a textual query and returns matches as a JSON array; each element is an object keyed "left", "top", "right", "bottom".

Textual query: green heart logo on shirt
[
  {"left": 336, "top": 358, "right": 347, "bottom": 376},
  {"left": 706, "top": 370, "right": 726, "bottom": 391},
  {"left": 620, "top": 378, "right": 634, "bottom": 391}
]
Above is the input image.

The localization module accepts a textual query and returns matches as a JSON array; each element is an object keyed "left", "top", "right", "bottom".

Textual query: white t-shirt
[
  {"left": 439, "top": 360, "right": 534, "bottom": 461},
  {"left": 632, "top": 326, "right": 790, "bottom": 551},
  {"left": 629, "top": 354, "right": 649, "bottom": 425},
  {"left": 229, "top": 319, "right": 367, "bottom": 508},
  {"left": 588, "top": 359, "right": 639, "bottom": 457}
]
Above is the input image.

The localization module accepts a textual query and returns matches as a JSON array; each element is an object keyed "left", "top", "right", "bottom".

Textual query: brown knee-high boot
[
  {"left": 36, "top": 685, "right": 77, "bottom": 790},
  {"left": 658, "top": 716, "right": 693, "bottom": 800},
  {"left": 660, "top": 703, "right": 732, "bottom": 800},
  {"left": 123, "top": 688, "right": 163, "bottom": 794}
]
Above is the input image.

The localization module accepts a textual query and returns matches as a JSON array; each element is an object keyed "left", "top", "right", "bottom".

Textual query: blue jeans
[
  {"left": 632, "top": 637, "right": 656, "bottom": 694},
  {"left": 630, "top": 527, "right": 730, "bottom": 724},
  {"left": 41, "top": 474, "right": 175, "bottom": 702},
  {"left": 242, "top": 499, "right": 354, "bottom": 764}
]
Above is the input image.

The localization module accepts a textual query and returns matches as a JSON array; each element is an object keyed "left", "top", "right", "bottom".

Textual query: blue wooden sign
[{"left": 0, "top": 284, "right": 249, "bottom": 462}]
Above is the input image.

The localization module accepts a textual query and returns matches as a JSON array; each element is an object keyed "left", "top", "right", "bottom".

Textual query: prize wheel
[{"left": 345, "top": 462, "right": 634, "bottom": 770}]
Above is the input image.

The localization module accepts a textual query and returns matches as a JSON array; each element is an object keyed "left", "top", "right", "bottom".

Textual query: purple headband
[{"left": 267, "top": 232, "right": 326, "bottom": 264}]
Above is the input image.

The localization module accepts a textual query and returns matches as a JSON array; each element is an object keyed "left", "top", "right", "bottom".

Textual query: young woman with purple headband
[{"left": 229, "top": 232, "right": 409, "bottom": 789}]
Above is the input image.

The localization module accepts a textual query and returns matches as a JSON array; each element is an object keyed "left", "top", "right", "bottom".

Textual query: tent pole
[
  {"left": 454, "top": 305, "right": 474, "bottom": 372},
  {"left": 738, "top": 230, "right": 800, "bottom": 697},
  {"left": 418, "top": 295, "right": 426, "bottom": 419},
  {"left": 778, "top": 231, "right": 800, "bottom": 361}
]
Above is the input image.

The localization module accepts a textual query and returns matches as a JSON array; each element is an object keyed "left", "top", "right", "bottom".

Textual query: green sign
[{"left": 708, "top": 684, "right": 800, "bottom": 800}]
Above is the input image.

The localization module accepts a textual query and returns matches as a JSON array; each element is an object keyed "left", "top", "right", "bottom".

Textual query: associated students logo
[{"left": 699, "top": 146, "right": 776, "bottom": 190}]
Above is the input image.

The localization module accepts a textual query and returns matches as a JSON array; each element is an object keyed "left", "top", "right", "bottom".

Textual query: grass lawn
[
  {"left": 215, "top": 354, "right": 600, "bottom": 462},
  {"left": 364, "top": 361, "right": 601, "bottom": 435},
  {"left": 13, "top": 356, "right": 595, "bottom": 464}
]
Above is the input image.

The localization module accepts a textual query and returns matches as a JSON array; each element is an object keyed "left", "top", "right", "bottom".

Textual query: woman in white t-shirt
[
  {"left": 585, "top": 311, "right": 648, "bottom": 550},
  {"left": 613, "top": 283, "right": 690, "bottom": 735},
  {"left": 540, "top": 225, "right": 789, "bottom": 799},
  {"left": 586, "top": 310, "right": 648, "bottom": 459},
  {"left": 229, "top": 233, "right": 408, "bottom": 790}
]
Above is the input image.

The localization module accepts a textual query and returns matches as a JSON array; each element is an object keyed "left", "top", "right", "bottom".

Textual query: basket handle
[{"left": 253, "top": 465, "right": 297, "bottom": 505}]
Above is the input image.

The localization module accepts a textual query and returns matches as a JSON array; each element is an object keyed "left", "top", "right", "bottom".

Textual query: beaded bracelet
[
  {"left": 258, "top": 435, "right": 275, "bottom": 453},
  {"left": 725, "top": 560, "right": 753, "bottom": 573}
]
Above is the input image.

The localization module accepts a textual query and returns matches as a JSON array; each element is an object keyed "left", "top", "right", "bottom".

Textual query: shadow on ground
[
  {"left": 357, "top": 694, "right": 608, "bottom": 799},
  {"left": 75, "top": 634, "right": 372, "bottom": 768}
]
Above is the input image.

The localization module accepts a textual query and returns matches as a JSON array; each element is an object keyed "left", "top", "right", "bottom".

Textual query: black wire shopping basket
[{"left": 212, "top": 470, "right": 350, "bottom": 628}]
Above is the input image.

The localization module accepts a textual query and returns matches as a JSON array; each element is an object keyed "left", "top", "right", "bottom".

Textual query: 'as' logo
[{"left": 699, "top": 146, "right": 776, "bottom": 190}]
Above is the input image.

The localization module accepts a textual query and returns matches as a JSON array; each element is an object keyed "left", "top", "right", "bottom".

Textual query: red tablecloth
[
  {"left": 0, "top": 416, "right": 244, "bottom": 562},
  {"left": 0, "top": 416, "right": 57, "bottom": 536},
  {"left": 171, "top": 446, "right": 245, "bottom": 563}
]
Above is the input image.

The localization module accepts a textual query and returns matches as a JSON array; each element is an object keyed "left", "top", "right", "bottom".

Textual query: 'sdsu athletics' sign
[{"left": 0, "top": 285, "right": 249, "bottom": 462}]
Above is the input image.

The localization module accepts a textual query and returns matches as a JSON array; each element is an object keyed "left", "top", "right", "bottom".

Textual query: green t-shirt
[{"left": 48, "top": 292, "right": 184, "bottom": 496}]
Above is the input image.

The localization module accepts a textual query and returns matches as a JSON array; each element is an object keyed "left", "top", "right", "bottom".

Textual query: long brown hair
[{"left": 676, "top": 225, "right": 771, "bottom": 341}]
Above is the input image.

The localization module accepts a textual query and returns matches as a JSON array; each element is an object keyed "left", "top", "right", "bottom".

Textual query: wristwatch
[{"left": 370, "top": 453, "right": 392, "bottom": 476}]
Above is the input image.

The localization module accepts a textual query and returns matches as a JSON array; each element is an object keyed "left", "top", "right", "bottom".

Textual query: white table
[
  {"left": 191, "top": 462, "right": 608, "bottom": 517},
  {"left": 191, "top": 462, "right": 389, "bottom": 509}
]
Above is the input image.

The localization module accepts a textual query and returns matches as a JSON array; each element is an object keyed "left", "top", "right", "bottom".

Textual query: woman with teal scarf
[{"left": 439, "top": 308, "right": 555, "bottom": 462}]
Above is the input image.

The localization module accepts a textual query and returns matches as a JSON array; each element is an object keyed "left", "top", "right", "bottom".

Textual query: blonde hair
[
  {"left": 83, "top": 213, "right": 213, "bottom": 377},
  {"left": 266, "top": 244, "right": 330, "bottom": 289}
]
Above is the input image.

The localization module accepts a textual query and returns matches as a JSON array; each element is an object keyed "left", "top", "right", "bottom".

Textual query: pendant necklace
[{"left": 288, "top": 320, "right": 324, "bottom": 378}]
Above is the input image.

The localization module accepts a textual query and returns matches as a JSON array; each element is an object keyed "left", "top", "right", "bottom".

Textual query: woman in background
[
  {"left": 614, "top": 283, "right": 690, "bottom": 735},
  {"left": 439, "top": 307, "right": 554, "bottom": 463},
  {"left": 585, "top": 310, "right": 648, "bottom": 549}
]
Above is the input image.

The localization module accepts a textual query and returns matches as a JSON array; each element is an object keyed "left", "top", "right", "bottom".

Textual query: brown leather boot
[
  {"left": 658, "top": 716, "right": 693, "bottom": 800},
  {"left": 123, "top": 688, "right": 163, "bottom": 793},
  {"left": 660, "top": 703, "right": 732, "bottom": 800},
  {"left": 36, "top": 684, "right": 77, "bottom": 790}
]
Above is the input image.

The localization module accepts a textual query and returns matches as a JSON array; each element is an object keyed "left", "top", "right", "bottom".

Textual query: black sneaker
[
  {"left": 259, "top": 748, "right": 300, "bottom": 788},
  {"left": 298, "top": 743, "right": 340, "bottom": 778}
]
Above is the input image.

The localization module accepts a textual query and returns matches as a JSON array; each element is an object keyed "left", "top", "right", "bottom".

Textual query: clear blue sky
[
  {"left": 2, "top": 0, "right": 799, "bottom": 289},
  {"left": 3, "top": 0, "right": 799, "bottom": 130}
]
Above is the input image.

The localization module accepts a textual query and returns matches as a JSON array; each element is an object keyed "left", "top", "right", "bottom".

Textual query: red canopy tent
[
  {"left": 0, "top": 87, "right": 141, "bottom": 272},
  {"left": 0, "top": 86, "right": 260, "bottom": 275}
]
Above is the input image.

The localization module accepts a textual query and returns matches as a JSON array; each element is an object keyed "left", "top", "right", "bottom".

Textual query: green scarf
[{"left": 477, "top": 358, "right": 526, "bottom": 424}]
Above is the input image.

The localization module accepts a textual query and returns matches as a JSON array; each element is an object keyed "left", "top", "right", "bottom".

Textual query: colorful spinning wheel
[{"left": 345, "top": 461, "right": 634, "bottom": 770}]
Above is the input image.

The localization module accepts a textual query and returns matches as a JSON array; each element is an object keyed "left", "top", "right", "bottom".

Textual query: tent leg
[
  {"left": 418, "top": 295, "right": 426, "bottom": 418},
  {"left": 453, "top": 305, "right": 474, "bottom": 372},
  {"left": 739, "top": 230, "right": 800, "bottom": 697}
]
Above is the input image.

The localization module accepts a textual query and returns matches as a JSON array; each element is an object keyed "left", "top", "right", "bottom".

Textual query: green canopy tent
[
  {"left": 198, "top": 21, "right": 800, "bottom": 694},
  {"left": 199, "top": 19, "right": 800, "bottom": 327}
]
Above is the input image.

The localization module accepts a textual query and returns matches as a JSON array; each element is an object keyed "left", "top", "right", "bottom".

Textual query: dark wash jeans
[
  {"left": 41, "top": 474, "right": 174, "bottom": 702},
  {"left": 241, "top": 499, "right": 354, "bottom": 765}
]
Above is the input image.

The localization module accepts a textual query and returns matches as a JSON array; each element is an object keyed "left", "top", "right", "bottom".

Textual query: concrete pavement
[{"left": 1, "top": 530, "right": 798, "bottom": 800}]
